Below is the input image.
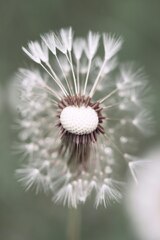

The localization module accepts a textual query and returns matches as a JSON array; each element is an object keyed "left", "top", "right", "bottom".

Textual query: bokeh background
[{"left": 0, "top": 0, "right": 160, "bottom": 239}]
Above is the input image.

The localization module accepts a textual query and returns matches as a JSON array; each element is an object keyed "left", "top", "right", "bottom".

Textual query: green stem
[{"left": 67, "top": 208, "right": 81, "bottom": 240}]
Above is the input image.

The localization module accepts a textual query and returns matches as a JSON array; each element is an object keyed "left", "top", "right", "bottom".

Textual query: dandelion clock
[{"left": 13, "top": 28, "right": 153, "bottom": 208}]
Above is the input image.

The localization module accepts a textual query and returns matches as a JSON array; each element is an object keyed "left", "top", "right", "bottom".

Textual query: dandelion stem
[{"left": 67, "top": 208, "right": 81, "bottom": 240}]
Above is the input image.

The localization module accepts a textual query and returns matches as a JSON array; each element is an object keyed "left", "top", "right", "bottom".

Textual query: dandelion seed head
[
  {"left": 60, "top": 106, "right": 99, "bottom": 135},
  {"left": 14, "top": 27, "right": 153, "bottom": 208}
]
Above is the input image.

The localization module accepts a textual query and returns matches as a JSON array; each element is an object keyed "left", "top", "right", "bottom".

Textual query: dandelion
[{"left": 14, "top": 28, "right": 153, "bottom": 208}]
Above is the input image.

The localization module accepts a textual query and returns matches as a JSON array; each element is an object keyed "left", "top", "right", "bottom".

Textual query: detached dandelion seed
[
  {"left": 128, "top": 152, "right": 160, "bottom": 240},
  {"left": 14, "top": 28, "right": 153, "bottom": 208}
]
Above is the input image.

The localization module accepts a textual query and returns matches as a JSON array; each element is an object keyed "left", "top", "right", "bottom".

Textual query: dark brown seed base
[{"left": 56, "top": 95, "right": 105, "bottom": 169}]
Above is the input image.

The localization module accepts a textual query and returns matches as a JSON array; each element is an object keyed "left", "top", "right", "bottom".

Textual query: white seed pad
[{"left": 60, "top": 106, "right": 99, "bottom": 135}]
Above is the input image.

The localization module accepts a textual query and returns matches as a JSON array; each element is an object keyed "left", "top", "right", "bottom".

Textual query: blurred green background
[{"left": 0, "top": 0, "right": 160, "bottom": 239}]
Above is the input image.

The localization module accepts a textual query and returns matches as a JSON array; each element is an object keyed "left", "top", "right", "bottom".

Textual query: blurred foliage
[{"left": 0, "top": 0, "right": 160, "bottom": 239}]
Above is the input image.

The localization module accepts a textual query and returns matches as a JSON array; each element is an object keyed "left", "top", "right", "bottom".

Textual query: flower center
[{"left": 60, "top": 106, "right": 99, "bottom": 135}]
